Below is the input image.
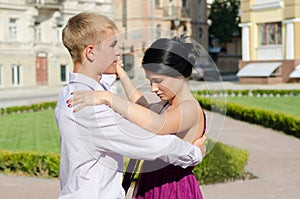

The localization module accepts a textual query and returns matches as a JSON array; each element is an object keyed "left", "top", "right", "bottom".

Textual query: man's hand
[{"left": 192, "top": 135, "right": 206, "bottom": 158}]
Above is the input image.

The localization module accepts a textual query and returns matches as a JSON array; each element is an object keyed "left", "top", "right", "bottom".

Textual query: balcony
[
  {"left": 79, "top": 0, "right": 107, "bottom": 2},
  {"left": 256, "top": 45, "right": 283, "bottom": 60},
  {"left": 163, "top": 6, "right": 190, "bottom": 20},
  {"left": 26, "top": 0, "right": 62, "bottom": 5},
  {"left": 26, "top": 0, "right": 62, "bottom": 10}
]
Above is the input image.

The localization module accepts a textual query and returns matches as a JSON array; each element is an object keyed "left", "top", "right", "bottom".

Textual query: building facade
[
  {"left": 111, "top": 0, "right": 209, "bottom": 79},
  {"left": 0, "top": 0, "right": 113, "bottom": 89},
  {"left": 238, "top": 0, "right": 300, "bottom": 84},
  {"left": 0, "top": 0, "right": 208, "bottom": 89}
]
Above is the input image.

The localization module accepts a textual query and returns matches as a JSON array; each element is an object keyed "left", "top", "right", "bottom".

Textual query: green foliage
[
  {"left": 124, "top": 139, "right": 249, "bottom": 185},
  {"left": 0, "top": 100, "right": 250, "bottom": 184},
  {"left": 208, "top": 0, "right": 241, "bottom": 43},
  {"left": 193, "top": 140, "right": 249, "bottom": 184},
  {"left": 194, "top": 89, "right": 300, "bottom": 97},
  {"left": 0, "top": 151, "right": 59, "bottom": 178},
  {"left": 194, "top": 94, "right": 300, "bottom": 138},
  {"left": 0, "top": 101, "right": 57, "bottom": 116},
  {"left": 0, "top": 141, "right": 249, "bottom": 184},
  {"left": 0, "top": 110, "right": 60, "bottom": 153}
]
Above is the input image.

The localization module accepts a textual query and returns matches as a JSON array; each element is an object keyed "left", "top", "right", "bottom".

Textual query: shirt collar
[
  {"left": 69, "top": 72, "right": 116, "bottom": 91},
  {"left": 69, "top": 72, "right": 102, "bottom": 90},
  {"left": 100, "top": 74, "right": 117, "bottom": 91}
]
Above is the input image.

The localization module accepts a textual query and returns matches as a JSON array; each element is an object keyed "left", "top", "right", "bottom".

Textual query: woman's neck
[{"left": 168, "top": 81, "right": 193, "bottom": 109}]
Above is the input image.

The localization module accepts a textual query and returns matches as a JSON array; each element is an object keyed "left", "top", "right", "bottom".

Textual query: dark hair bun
[{"left": 142, "top": 35, "right": 200, "bottom": 78}]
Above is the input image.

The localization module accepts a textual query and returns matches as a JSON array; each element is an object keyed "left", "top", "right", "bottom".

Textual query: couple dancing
[{"left": 55, "top": 12, "right": 206, "bottom": 199}]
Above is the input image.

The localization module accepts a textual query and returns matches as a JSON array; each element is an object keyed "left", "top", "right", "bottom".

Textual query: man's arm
[{"left": 75, "top": 105, "right": 204, "bottom": 168}]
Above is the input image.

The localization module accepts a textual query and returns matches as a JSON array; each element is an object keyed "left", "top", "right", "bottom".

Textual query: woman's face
[{"left": 145, "top": 71, "right": 184, "bottom": 101}]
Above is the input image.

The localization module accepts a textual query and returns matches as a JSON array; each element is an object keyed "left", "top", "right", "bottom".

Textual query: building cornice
[
  {"left": 282, "top": 18, "right": 300, "bottom": 24},
  {"left": 251, "top": 1, "right": 283, "bottom": 11},
  {"left": 239, "top": 23, "right": 251, "bottom": 28},
  {"left": 0, "top": 3, "right": 28, "bottom": 11}
]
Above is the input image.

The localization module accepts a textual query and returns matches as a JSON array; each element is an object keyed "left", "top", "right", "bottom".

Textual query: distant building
[
  {"left": 190, "top": 0, "right": 209, "bottom": 51},
  {"left": 205, "top": 0, "right": 242, "bottom": 75},
  {"left": 0, "top": 0, "right": 113, "bottom": 89},
  {"left": 0, "top": 0, "right": 209, "bottom": 89},
  {"left": 238, "top": 0, "right": 300, "bottom": 84},
  {"left": 112, "top": 0, "right": 209, "bottom": 79},
  {"left": 112, "top": 0, "right": 195, "bottom": 79}
]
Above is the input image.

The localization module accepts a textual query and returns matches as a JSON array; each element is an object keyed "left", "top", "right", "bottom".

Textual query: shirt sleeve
[{"left": 74, "top": 104, "right": 202, "bottom": 168}]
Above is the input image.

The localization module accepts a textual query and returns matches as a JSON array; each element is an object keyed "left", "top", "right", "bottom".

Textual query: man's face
[{"left": 94, "top": 29, "right": 121, "bottom": 74}]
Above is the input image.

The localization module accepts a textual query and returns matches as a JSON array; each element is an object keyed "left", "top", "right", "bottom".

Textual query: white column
[
  {"left": 239, "top": 23, "right": 251, "bottom": 61},
  {"left": 283, "top": 18, "right": 300, "bottom": 60},
  {"left": 286, "top": 22, "right": 294, "bottom": 60},
  {"left": 283, "top": 20, "right": 295, "bottom": 60}
]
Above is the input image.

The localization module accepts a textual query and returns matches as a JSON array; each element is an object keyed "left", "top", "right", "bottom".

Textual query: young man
[{"left": 55, "top": 12, "right": 206, "bottom": 199}]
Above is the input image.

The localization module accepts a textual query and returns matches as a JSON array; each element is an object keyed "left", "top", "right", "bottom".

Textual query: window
[
  {"left": 182, "top": 0, "right": 187, "bottom": 7},
  {"left": 259, "top": 22, "right": 282, "bottom": 45},
  {"left": 198, "top": 27, "right": 203, "bottom": 41},
  {"left": 56, "top": 17, "right": 64, "bottom": 43},
  {"left": 34, "top": 22, "right": 41, "bottom": 42},
  {"left": 168, "top": 0, "right": 174, "bottom": 16},
  {"left": 155, "top": 0, "right": 160, "bottom": 7},
  {"left": 12, "top": 64, "right": 20, "bottom": 86},
  {"left": 156, "top": 25, "right": 161, "bottom": 39},
  {"left": 9, "top": 18, "right": 18, "bottom": 42},
  {"left": 60, "top": 65, "right": 66, "bottom": 82}
]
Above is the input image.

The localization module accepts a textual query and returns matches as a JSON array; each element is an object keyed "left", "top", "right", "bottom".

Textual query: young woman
[{"left": 67, "top": 35, "right": 206, "bottom": 199}]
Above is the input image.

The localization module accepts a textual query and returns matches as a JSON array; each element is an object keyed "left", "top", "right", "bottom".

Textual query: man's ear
[{"left": 85, "top": 45, "right": 95, "bottom": 62}]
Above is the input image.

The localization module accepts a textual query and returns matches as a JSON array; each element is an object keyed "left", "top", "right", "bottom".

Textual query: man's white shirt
[{"left": 55, "top": 73, "right": 202, "bottom": 199}]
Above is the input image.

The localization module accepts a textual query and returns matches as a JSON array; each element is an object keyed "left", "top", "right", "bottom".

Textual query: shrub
[
  {"left": 194, "top": 95, "right": 300, "bottom": 138},
  {"left": 123, "top": 140, "right": 249, "bottom": 185},
  {"left": 0, "top": 151, "right": 59, "bottom": 178},
  {"left": 193, "top": 140, "right": 249, "bottom": 184},
  {"left": 0, "top": 101, "right": 57, "bottom": 116}
]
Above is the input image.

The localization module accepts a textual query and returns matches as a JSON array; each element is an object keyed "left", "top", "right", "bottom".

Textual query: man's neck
[{"left": 74, "top": 63, "right": 102, "bottom": 82}]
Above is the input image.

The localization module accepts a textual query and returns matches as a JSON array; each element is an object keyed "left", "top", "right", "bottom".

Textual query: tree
[{"left": 208, "top": 0, "right": 241, "bottom": 44}]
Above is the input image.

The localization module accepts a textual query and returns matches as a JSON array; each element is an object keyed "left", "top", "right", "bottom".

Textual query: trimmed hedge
[
  {"left": 124, "top": 140, "right": 249, "bottom": 185},
  {"left": 194, "top": 94, "right": 300, "bottom": 138},
  {"left": 0, "top": 140, "right": 249, "bottom": 184},
  {"left": 0, "top": 151, "right": 59, "bottom": 178},
  {"left": 1, "top": 101, "right": 57, "bottom": 116},
  {"left": 194, "top": 140, "right": 249, "bottom": 184},
  {"left": 196, "top": 89, "right": 300, "bottom": 97}
]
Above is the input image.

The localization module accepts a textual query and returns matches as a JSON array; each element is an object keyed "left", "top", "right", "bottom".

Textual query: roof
[
  {"left": 237, "top": 62, "right": 282, "bottom": 77},
  {"left": 289, "top": 64, "right": 300, "bottom": 78}
]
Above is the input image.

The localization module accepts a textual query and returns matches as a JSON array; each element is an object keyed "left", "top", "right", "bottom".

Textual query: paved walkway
[
  {"left": 1, "top": 110, "right": 300, "bottom": 199},
  {"left": 201, "top": 112, "right": 300, "bottom": 199}
]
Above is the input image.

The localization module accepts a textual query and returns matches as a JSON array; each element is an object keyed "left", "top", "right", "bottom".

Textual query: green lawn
[
  {"left": 0, "top": 110, "right": 60, "bottom": 153},
  {"left": 0, "top": 96, "right": 299, "bottom": 153},
  {"left": 224, "top": 96, "right": 300, "bottom": 117}
]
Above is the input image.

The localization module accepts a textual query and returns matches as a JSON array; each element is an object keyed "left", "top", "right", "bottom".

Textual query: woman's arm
[
  {"left": 68, "top": 91, "right": 198, "bottom": 135},
  {"left": 116, "top": 62, "right": 150, "bottom": 108}
]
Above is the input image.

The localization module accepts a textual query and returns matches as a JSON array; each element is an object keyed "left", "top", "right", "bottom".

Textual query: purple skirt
[{"left": 132, "top": 159, "right": 203, "bottom": 199}]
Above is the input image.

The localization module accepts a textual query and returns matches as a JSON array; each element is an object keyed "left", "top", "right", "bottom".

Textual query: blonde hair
[{"left": 62, "top": 12, "right": 118, "bottom": 64}]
